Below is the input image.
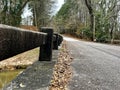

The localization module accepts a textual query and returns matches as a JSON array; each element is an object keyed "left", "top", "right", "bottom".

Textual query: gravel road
[{"left": 64, "top": 37, "right": 120, "bottom": 90}]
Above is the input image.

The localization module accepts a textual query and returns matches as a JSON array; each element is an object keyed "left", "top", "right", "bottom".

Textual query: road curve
[{"left": 64, "top": 37, "right": 120, "bottom": 90}]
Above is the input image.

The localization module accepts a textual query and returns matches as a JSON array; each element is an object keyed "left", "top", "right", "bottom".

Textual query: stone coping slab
[
  {"left": 3, "top": 50, "right": 59, "bottom": 90},
  {"left": 3, "top": 61, "right": 55, "bottom": 90}
]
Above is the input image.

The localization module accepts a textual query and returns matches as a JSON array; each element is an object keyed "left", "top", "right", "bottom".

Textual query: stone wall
[{"left": 0, "top": 24, "right": 47, "bottom": 60}]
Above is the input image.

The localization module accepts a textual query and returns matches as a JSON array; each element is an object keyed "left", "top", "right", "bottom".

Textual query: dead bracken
[
  {"left": 0, "top": 48, "right": 39, "bottom": 71},
  {"left": 49, "top": 41, "right": 73, "bottom": 90}
]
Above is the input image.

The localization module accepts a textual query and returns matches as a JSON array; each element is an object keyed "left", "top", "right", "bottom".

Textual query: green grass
[{"left": 0, "top": 70, "right": 23, "bottom": 89}]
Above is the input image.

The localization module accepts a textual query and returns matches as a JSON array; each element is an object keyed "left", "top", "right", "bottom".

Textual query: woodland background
[{"left": 0, "top": 0, "right": 120, "bottom": 43}]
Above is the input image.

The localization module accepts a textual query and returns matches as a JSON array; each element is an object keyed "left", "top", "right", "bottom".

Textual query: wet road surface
[{"left": 64, "top": 37, "right": 120, "bottom": 90}]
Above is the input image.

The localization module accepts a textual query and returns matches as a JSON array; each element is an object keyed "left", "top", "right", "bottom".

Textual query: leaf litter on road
[{"left": 49, "top": 41, "right": 73, "bottom": 90}]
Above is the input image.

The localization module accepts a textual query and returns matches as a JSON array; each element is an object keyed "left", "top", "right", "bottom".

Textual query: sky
[
  {"left": 22, "top": 0, "right": 64, "bottom": 18},
  {"left": 55, "top": 0, "right": 64, "bottom": 14},
  {"left": 21, "top": 4, "right": 32, "bottom": 18}
]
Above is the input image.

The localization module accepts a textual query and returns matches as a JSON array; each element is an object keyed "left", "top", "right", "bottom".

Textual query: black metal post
[
  {"left": 53, "top": 33, "right": 58, "bottom": 50},
  {"left": 58, "top": 35, "right": 63, "bottom": 46},
  {"left": 39, "top": 27, "right": 53, "bottom": 61}
]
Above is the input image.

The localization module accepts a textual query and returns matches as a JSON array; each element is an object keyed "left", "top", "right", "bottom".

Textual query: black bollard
[
  {"left": 58, "top": 34, "right": 63, "bottom": 46},
  {"left": 53, "top": 33, "right": 58, "bottom": 50},
  {"left": 39, "top": 27, "right": 53, "bottom": 61}
]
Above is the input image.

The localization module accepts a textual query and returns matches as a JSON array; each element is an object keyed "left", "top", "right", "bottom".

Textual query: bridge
[{"left": 0, "top": 24, "right": 63, "bottom": 90}]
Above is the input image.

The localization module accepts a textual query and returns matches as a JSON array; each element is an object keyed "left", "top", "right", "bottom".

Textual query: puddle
[{"left": 0, "top": 69, "right": 23, "bottom": 89}]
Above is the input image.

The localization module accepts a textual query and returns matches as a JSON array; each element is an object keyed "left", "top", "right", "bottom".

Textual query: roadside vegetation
[
  {"left": 53, "top": 0, "right": 120, "bottom": 44},
  {"left": 1, "top": 0, "right": 119, "bottom": 44},
  {"left": 0, "top": 0, "right": 55, "bottom": 27}
]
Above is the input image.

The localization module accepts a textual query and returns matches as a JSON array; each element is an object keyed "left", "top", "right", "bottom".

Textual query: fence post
[
  {"left": 58, "top": 35, "right": 63, "bottom": 46},
  {"left": 39, "top": 27, "right": 53, "bottom": 61},
  {"left": 53, "top": 33, "right": 58, "bottom": 50}
]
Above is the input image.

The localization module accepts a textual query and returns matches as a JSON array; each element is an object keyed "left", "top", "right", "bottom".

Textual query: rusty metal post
[{"left": 39, "top": 27, "right": 53, "bottom": 61}]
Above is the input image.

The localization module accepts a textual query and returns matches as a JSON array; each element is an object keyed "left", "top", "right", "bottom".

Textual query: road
[{"left": 64, "top": 37, "right": 120, "bottom": 90}]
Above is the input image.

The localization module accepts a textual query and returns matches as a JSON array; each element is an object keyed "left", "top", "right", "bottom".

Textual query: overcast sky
[
  {"left": 22, "top": 0, "right": 64, "bottom": 18},
  {"left": 55, "top": 0, "right": 64, "bottom": 14},
  {"left": 22, "top": 4, "right": 32, "bottom": 18}
]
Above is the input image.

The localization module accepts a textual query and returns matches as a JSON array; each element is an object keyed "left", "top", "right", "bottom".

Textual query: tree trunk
[
  {"left": 84, "top": 0, "right": 95, "bottom": 41},
  {"left": 93, "top": 15, "right": 96, "bottom": 41}
]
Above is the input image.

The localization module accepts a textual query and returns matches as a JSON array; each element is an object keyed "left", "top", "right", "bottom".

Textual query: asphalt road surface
[{"left": 64, "top": 37, "right": 120, "bottom": 90}]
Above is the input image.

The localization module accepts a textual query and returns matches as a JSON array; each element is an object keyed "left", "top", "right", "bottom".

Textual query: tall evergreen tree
[{"left": 0, "top": 0, "right": 29, "bottom": 26}]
